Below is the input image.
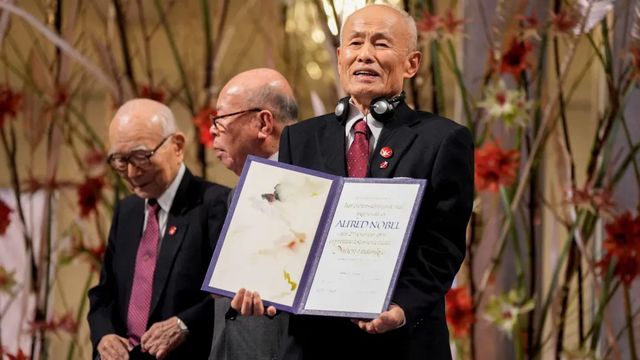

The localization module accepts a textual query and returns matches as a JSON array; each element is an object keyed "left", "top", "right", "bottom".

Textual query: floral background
[{"left": 0, "top": 0, "right": 639, "bottom": 359}]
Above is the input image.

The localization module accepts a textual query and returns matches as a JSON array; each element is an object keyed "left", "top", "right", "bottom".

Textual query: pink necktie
[
  {"left": 127, "top": 200, "right": 160, "bottom": 345},
  {"left": 347, "top": 119, "right": 370, "bottom": 178}
]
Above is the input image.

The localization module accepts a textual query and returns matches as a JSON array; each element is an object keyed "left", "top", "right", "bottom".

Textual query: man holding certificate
[{"left": 230, "top": 4, "right": 474, "bottom": 359}]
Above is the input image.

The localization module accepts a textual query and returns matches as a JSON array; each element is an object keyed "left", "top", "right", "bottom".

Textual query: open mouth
[{"left": 353, "top": 70, "right": 379, "bottom": 78}]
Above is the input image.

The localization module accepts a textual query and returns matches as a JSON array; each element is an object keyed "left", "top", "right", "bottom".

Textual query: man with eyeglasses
[
  {"left": 208, "top": 68, "right": 298, "bottom": 360},
  {"left": 88, "top": 98, "right": 230, "bottom": 360},
  {"left": 209, "top": 68, "right": 298, "bottom": 176}
]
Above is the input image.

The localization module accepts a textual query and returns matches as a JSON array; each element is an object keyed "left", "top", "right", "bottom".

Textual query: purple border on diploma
[
  {"left": 201, "top": 155, "right": 339, "bottom": 313},
  {"left": 298, "top": 177, "right": 427, "bottom": 319},
  {"left": 201, "top": 156, "right": 427, "bottom": 318}
]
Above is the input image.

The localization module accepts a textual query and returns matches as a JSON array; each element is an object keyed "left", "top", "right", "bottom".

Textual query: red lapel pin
[
  {"left": 380, "top": 146, "right": 393, "bottom": 158},
  {"left": 168, "top": 226, "right": 177, "bottom": 235},
  {"left": 379, "top": 161, "right": 389, "bottom": 169}
]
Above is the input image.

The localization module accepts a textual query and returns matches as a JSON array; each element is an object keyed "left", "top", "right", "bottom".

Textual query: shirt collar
[
  {"left": 150, "top": 163, "right": 186, "bottom": 213},
  {"left": 268, "top": 152, "right": 279, "bottom": 161},
  {"left": 344, "top": 99, "right": 383, "bottom": 143}
]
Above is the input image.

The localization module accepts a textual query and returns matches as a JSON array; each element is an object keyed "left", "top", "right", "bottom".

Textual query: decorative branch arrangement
[{"left": 0, "top": 0, "right": 639, "bottom": 359}]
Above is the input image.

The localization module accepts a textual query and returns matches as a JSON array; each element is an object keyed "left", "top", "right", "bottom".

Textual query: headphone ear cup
[
  {"left": 369, "top": 97, "right": 394, "bottom": 122},
  {"left": 335, "top": 96, "right": 350, "bottom": 123}
]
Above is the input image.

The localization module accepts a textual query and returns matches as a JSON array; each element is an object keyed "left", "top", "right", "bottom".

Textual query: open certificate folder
[{"left": 202, "top": 156, "right": 426, "bottom": 319}]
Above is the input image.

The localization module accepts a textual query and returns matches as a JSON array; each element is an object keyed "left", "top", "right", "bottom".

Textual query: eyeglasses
[
  {"left": 107, "top": 135, "right": 173, "bottom": 172},
  {"left": 209, "top": 108, "right": 261, "bottom": 132}
]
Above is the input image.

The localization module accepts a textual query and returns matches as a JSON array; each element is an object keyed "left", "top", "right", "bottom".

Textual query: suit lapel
[
  {"left": 123, "top": 199, "right": 145, "bottom": 311},
  {"left": 369, "top": 103, "right": 419, "bottom": 178},
  {"left": 318, "top": 118, "right": 347, "bottom": 176},
  {"left": 150, "top": 170, "right": 196, "bottom": 314}
]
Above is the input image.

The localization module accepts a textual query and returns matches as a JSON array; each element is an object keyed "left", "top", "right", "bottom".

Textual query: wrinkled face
[
  {"left": 337, "top": 6, "right": 420, "bottom": 106},
  {"left": 108, "top": 116, "right": 183, "bottom": 199},
  {"left": 210, "top": 87, "right": 260, "bottom": 176}
]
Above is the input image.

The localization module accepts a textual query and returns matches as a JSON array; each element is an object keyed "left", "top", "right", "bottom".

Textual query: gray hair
[
  {"left": 115, "top": 98, "right": 178, "bottom": 136},
  {"left": 340, "top": 4, "right": 418, "bottom": 51},
  {"left": 247, "top": 85, "right": 298, "bottom": 125}
]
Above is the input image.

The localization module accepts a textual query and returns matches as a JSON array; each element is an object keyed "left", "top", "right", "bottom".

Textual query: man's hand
[
  {"left": 97, "top": 334, "right": 132, "bottom": 360},
  {"left": 230, "top": 288, "right": 277, "bottom": 316},
  {"left": 140, "top": 316, "right": 188, "bottom": 359},
  {"left": 354, "top": 304, "right": 405, "bottom": 334}
]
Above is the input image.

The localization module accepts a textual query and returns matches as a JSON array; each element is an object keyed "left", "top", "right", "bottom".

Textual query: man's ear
[
  {"left": 172, "top": 132, "right": 186, "bottom": 154},
  {"left": 257, "top": 110, "right": 274, "bottom": 140},
  {"left": 404, "top": 51, "right": 422, "bottom": 78}
]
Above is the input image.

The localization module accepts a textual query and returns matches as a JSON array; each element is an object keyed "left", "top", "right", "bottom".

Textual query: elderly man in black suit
[
  {"left": 231, "top": 4, "right": 474, "bottom": 360},
  {"left": 208, "top": 68, "right": 298, "bottom": 360},
  {"left": 88, "top": 98, "right": 229, "bottom": 360}
]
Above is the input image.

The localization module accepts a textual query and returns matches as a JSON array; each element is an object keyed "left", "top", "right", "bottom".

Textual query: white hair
[
  {"left": 114, "top": 98, "right": 178, "bottom": 136},
  {"left": 339, "top": 4, "right": 418, "bottom": 51}
]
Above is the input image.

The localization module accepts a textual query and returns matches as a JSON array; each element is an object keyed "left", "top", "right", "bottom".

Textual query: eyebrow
[{"left": 347, "top": 30, "right": 393, "bottom": 40}]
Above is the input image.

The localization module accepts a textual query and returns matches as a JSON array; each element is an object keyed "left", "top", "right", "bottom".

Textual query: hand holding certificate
[{"left": 202, "top": 156, "right": 426, "bottom": 319}]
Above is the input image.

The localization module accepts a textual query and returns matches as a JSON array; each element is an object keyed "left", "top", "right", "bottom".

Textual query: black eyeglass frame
[
  {"left": 107, "top": 134, "right": 173, "bottom": 171},
  {"left": 209, "top": 108, "right": 262, "bottom": 132}
]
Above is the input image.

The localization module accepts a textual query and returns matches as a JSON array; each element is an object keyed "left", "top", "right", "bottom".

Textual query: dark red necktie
[
  {"left": 347, "top": 119, "right": 370, "bottom": 178},
  {"left": 127, "top": 200, "right": 160, "bottom": 345}
]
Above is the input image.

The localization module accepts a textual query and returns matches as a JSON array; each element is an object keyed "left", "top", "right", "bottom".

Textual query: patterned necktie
[
  {"left": 127, "top": 199, "right": 160, "bottom": 345},
  {"left": 347, "top": 119, "right": 370, "bottom": 178}
]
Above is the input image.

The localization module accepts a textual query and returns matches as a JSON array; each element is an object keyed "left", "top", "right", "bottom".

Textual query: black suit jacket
[
  {"left": 278, "top": 103, "right": 474, "bottom": 360},
  {"left": 88, "top": 168, "right": 229, "bottom": 359}
]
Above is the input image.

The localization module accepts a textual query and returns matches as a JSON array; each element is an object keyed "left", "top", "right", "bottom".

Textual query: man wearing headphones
[{"left": 231, "top": 4, "right": 474, "bottom": 359}]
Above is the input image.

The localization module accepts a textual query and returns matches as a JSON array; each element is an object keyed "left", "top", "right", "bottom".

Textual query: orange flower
[
  {"left": 193, "top": 107, "right": 216, "bottom": 148},
  {"left": 77, "top": 177, "right": 104, "bottom": 218},
  {"left": 0, "top": 85, "right": 22, "bottom": 127},
  {"left": 446, "top": 287, "right": 475, "bottom": 338},
  {"left": 598, "top": 211, "right": 640, "bottom": 286},
  {"left": 475, "top": 142, "right": 520, "bottom": 192},
  {"left": 0, "top": 199, "right": 13, "bottom": 236},
  {"left": 500, "top": 39, "right": 533, "bottom": 78},
  {"left": 139, "top": 84, "right": 165, "bottom": 103}
]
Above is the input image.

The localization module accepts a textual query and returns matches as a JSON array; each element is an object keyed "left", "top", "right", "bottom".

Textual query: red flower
[
  {"left": 550, "top": 8, "right": 581, "bottom": 34},
  {"left": 86, "top": 243, "right": 106, "bottom": 271},
  {"left": 139, "top": 84, "right": 165, "bottom": 103},
  {"left": 5, "top": 349, "right": 30, "bottom": 360},
  {"left": 517, "top": 12, "right": 540, "bottom": 40},
  {"left": 77, "top": 177, "right": 104, "bottom": 218},
  {"left": 500, "top": 39, "right": 533, "bottom": 78},
  {"left": 0, "top": 199, "right": 13, "bottom": 236},
  {"left": 0, "top": 85, "right": 22, "bottom": 127},
  {"left": 567, "top": 185, "right": 616, "bottom": 217},
  {"left": 417, "top": 10, "right": 442, "bottom": 41},
  {"left": 84, "top": 147, "right": 107, "bottom": 177},
  {"left": 446, "top": 287, "right": 475, "bottom": 338},
  {"left": 598, "top": 212, "right": 640, "bottom": 286},
  {"left": 193, "top": 107, "right": 216, "bottom": 148},
  {"left": 52, "top": 86, "right": 69, "bottom": 108},
  {"left": 475, "top": 142, "right": 520, "bottom": 192},
  {"left": 441, "top": 10, "right": 465, "bottom": 36},
  {"left": 28, "top": 312, "right": 78, "bottom": 335}
]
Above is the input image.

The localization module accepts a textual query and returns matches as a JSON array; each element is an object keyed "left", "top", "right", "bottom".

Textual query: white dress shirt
[
  {"left": 142, "top": 163, "right": 186, "bottom": 243},
  {"left": 343, "top": 100, "right": 383, "bottom": 154}
]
